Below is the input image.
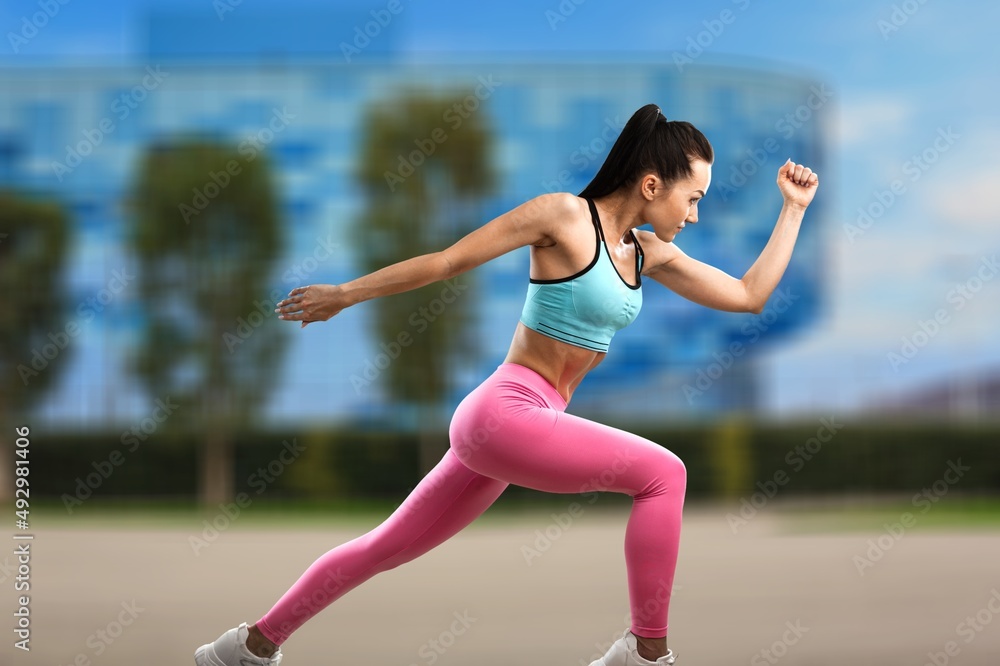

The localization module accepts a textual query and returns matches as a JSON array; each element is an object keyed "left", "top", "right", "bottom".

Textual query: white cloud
[
  {"left": 924, "top": 127, "right": 1000, "bottom": 233},
  {"left": 834, "top": 95, "right": 912, "bottom": 147},
  {"left": 761, "top": 180, "right": 1000, "bottom": 417},
  {"left": 928, "top": 185, "right": 1000, "bottom": 245}
]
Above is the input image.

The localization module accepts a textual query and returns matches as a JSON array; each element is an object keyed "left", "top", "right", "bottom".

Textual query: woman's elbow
[
  {"left": 436, "top": 251, "right": 465, "bottom": 281},
  {"left": 744, "top": 290, "right": 766, "bottom": 314}
]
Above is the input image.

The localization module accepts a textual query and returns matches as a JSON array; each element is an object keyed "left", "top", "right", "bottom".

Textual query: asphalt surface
[{"left": 5, "top": 505, "right": 1000, "bottom": 666}]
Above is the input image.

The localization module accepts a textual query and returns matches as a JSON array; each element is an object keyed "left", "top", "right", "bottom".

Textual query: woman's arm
[
  {"left": 275, "top": 192, "right": 573, "bottom": 327},
  {"left": 642, "top": 159, "right": 818, "bottom": 314},
  {"left": 740, "top": 200, "right": 808, "bottom": 311}
]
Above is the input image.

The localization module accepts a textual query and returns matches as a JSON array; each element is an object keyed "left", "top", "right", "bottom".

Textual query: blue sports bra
[{"left": 519, "top": 197, "right": 643, "bottom": 353}]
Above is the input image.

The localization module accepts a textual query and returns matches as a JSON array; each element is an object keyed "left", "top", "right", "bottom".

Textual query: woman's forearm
[
  {"left": 741, "top": 203, "right": 806, "bottom": 312},
  {"left": 340, "top": 252, "right": 451, "bottom": 306}
]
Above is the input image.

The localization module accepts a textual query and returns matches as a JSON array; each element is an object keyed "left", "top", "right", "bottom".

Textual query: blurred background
[{"left": 1, "top": 1, "right": 998, "bottom": 665}]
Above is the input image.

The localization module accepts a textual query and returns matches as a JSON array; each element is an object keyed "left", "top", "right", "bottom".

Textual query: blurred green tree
[
  {"left": 354, "top": 90, "right": 496, "bottom": 472},
  {"left": 127, "top": 141, "right": 286, "bottom": 505},
  {"left": 0, "top": 192, "right": 71, "bottom": 502}
]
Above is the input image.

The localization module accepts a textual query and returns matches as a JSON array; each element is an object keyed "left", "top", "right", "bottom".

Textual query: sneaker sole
[
  {"left": 195, "top": 642, "right": 271, "bottom": 666},
  {"left": 194, "top": 643, "right": 225, "bottom": 666}
]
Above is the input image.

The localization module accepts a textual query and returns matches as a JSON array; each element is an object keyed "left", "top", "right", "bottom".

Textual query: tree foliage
[
  {"left": 0, "top": 192, "right": 72, "bottom": 410},
  {"left": 0, "top": 192, "right": 71, "bottom": 501},
  {"left": 127, "top": 140, "right": 286, "bottom": 503},
  {"left": 352, "top": 91, "right": 496, "bottom": 422}
]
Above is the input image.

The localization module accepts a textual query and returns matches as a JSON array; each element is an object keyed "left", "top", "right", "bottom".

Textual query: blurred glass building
[{"left": 0, "top": 8, "right": 828, "bottom": 429}]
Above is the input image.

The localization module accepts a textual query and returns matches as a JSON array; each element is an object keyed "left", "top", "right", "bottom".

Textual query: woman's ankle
[
  {"left": 634, "top": 634, "right": 667, "bottom": 662},
  {"left": 246, "top": 624, "right": 278, "bottom": 658}
]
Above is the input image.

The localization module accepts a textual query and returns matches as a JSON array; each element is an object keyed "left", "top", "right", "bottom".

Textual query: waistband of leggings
[{"left": 493, "top": 362, "right": 568, "bottom": 410}]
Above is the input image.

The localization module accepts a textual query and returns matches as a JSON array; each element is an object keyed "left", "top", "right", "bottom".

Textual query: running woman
[{"left": 195, "top": 103, "right": 818, "bottom": 666}]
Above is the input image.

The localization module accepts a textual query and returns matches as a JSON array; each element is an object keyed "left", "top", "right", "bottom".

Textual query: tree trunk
[
  {"left": 0, "top": 435, "right": 11, "bottom": 503},
  {"left": 199, "top": 426, "right": 234, "bottom": 506},
  {"left": 0, "top": 395, "right": 12, "bottom": 503},
  {"left": 418, "top": 426, "right": 446, "bottom": 476}
]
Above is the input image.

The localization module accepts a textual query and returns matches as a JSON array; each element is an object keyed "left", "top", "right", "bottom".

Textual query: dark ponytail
[{"left": 579, "top": 104, "right": 713, "bottom": 199}]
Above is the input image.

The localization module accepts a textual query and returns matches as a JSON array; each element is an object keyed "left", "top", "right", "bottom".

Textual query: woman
[{"left": 196, "top": 104, "right": 818, "bottom": 666}]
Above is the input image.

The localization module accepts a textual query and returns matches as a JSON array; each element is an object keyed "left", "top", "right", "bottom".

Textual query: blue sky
[{"left": 4, "top": 0, "right": 999, "bottom": 418}]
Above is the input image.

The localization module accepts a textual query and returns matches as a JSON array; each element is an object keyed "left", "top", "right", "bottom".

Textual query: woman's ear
[{"left": 640, "top": 173, "right": 661, "bottom": 200}]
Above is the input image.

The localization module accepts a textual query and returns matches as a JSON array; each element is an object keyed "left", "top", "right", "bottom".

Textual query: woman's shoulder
[
  {"left": 526, "top": 191, "right": 587, "bottom": 219},
  {"left": 512, "top": 193, "right": 591, "bottom": 248}
]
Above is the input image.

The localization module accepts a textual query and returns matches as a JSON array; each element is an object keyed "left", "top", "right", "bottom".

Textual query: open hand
[
  {"left": 275, "top": 284, "right": 348, "bottom": 329},
  {"left": 777, "top": 159, "right": 819, "bottom": 209}
]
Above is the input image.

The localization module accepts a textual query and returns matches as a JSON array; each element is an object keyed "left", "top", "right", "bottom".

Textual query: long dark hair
[{"left": 579, "top": 104, "right": 713, "bottom": 199}]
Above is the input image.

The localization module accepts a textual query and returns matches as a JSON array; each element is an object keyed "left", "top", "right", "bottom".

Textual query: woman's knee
[
  {"left": 642, "top": 447, "right": 687, "bottom": 497},
  {"left": 668, "top": 451, "right": 687, "bottom": 490}
]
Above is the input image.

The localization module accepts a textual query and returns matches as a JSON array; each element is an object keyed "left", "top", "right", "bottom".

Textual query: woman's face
[{"left": 642, "top": 159, "right": 712, "bottom": 243}]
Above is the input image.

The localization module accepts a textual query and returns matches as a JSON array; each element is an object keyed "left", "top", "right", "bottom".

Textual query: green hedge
[{"left": 25, "top": 422, "right": 1000, "bottom": 509}]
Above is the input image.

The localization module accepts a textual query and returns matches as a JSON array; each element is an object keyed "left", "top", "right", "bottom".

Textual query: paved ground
[{"left": 5, "top": 505, "right": 1000, "bottom": 666}]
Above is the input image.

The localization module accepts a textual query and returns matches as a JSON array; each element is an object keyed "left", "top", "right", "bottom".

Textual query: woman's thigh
[{"left": 451, "top": 392, "right": 684, "bottom": 498}]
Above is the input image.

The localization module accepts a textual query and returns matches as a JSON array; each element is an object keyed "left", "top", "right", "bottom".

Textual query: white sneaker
[
  {"left": 195, "top": 622, "right": 283, "bottom": 666},
  {"left": 589, "top": 629, "right": 677, "bottom": 666}
]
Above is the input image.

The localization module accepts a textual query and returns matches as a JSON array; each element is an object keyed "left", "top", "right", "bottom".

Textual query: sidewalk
[{"left": 6, "top": 507, "right": 999, "bottom": 666}]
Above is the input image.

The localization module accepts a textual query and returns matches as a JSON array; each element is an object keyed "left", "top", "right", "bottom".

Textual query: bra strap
[{"left": 585, "top": 197, "right": 606, "bottom": 242}]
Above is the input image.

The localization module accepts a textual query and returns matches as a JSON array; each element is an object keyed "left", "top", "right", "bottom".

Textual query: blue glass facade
[{"left": 0, "top": 58, "right": 828, "bottom": 427}]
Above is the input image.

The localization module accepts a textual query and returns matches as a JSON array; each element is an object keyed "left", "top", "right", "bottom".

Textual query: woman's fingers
[
  {"left": 779, "top": 159, "right": 819, "bottom": 187},
  {"left": 276, "top": 286, "right": 309, "bottom": 308},
  {"left": 275, "top": 299, "right": 299, "bottom": 318},
  {"left": 787, "top": 164, "right": 815, "bottom": 186},
  {"left": 275, "top": 284, "right": 342, "bottom": 325},
  {"left": 276, "top": 286, "right": 311, "bottom": 319}
]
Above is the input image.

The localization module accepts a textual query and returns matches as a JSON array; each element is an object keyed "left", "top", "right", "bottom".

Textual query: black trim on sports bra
[
  {"left": 527, "top": 197, "right": 643, "bottom": 289},
  {"left": 534, "top": 322, "right": 607, "bottom": 351},
  {"left": 590, "top": 198, "right": 642, "bottom": 290},
  {"left": 631, "top": 229, "right": 645, "bottom": 283},
  {"left": 528, "top": 198, "right": 602, "bottom": 285}
]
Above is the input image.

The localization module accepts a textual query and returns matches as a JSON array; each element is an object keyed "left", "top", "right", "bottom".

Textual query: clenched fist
[{"left": 777, "top": 159, "right": 819, "bottom": 209}]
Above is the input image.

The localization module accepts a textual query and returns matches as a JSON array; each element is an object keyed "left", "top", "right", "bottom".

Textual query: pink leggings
[{"left": 256, "top": 362, "right": 686, "bottom": 644}]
